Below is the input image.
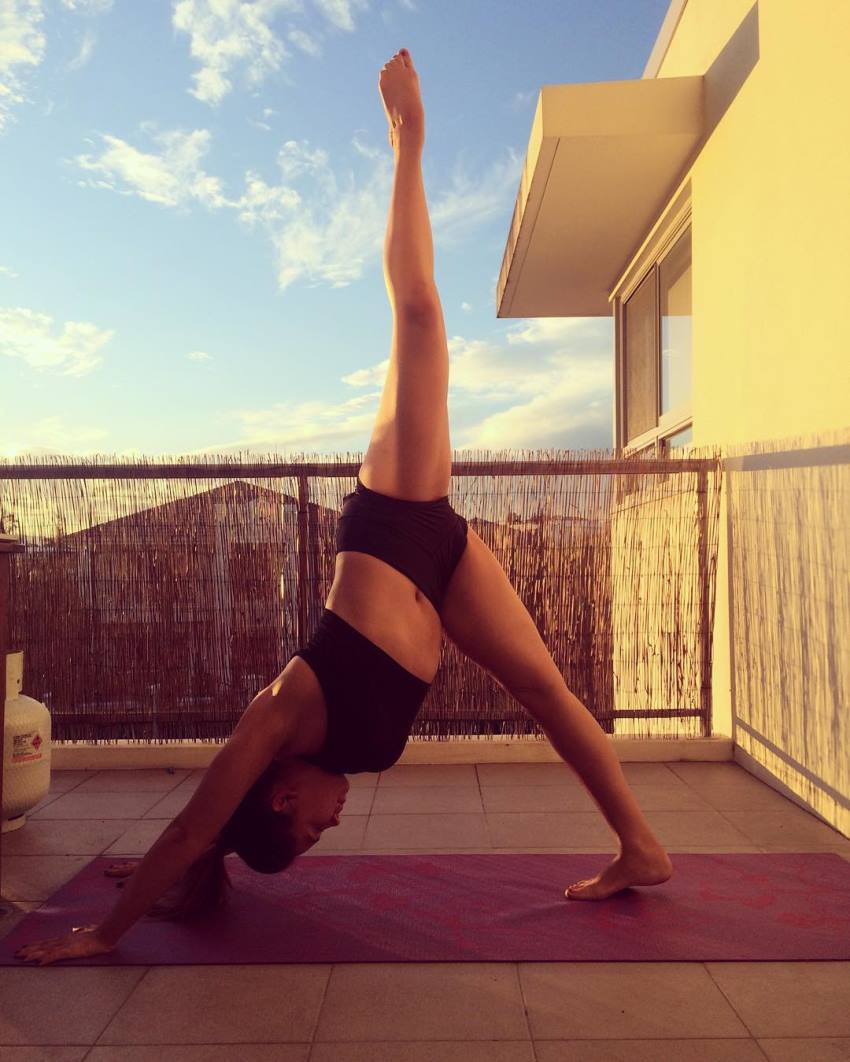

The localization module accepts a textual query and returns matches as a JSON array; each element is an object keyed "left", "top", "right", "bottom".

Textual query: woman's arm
[
  {"left": 100, "top": 686, "right": 296, "bottom": 944},
  {"left": 15, "top": 684, "right": 297, "bottom": 964},
  {"left": 95, "top": 820, "right": 205, "bottom": 946}
]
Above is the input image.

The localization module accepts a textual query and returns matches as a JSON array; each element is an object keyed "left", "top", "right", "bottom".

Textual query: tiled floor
[{"left": 2, "top": 760, "right": 849, "bottom": 1061}]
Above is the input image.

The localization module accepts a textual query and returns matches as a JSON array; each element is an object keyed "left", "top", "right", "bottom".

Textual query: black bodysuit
[{"left": 292, "top": 476, "right": 468, "bottom": 774}]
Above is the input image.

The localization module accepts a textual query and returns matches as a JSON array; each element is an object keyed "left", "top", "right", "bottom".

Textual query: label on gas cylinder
[{"left": 12, "top": 731, "right": 44, "bottom": 764}]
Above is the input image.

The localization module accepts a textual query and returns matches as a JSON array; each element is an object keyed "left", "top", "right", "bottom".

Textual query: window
[
  {"left": 623, "top": 270, "right": 657, "bottom": 442},
  {"left": 660, "top": 228, "right": 692, "bottom": 417},
  {"left": 616, "top": 219, "right": 693, "bottom": 454}
]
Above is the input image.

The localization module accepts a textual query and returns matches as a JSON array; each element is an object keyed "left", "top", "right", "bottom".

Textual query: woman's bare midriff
[
  {"left": 325, "top": 551, "right": 443, "bottom": 683},
  {"left": 274, "top": 551, "right": 443, "bottom": 762}
]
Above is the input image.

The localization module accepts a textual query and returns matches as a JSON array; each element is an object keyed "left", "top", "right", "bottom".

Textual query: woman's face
[{"left": 270, "top": 759, "right": 350, "bottom": 855}]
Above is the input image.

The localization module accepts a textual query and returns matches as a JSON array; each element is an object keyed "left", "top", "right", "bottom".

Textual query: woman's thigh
[
  {"left": 360, "top": 303, "right": 452, "bottom": 502},
  {"left": 439, "top": 526, "right": 566, "bottom": 721}
]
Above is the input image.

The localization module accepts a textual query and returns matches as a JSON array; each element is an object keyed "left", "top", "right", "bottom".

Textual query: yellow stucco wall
[
  {"left": 652, "top": 0, "right": 849, "bottom": 836},
  {"left": 659, "top": 0, "right": 850, "bottom": 445}
]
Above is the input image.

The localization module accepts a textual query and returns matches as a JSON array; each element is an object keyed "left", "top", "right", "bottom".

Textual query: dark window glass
[{"left": 624, "top": 269, "right": 657, "bottom": 443}]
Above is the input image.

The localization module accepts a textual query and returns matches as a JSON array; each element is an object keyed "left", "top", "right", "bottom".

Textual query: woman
[{"left": 15, "top": 48, "right": 672, "bottom": 966}]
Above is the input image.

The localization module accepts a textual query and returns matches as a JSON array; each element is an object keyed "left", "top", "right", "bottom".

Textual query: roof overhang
[{"left": 496, "top": 75, "right": 704, "bottom": 318}]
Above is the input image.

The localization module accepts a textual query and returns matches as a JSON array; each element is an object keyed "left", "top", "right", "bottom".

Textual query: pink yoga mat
[{"left": 3, "top": 852, "right": 849, "bottom": 965}]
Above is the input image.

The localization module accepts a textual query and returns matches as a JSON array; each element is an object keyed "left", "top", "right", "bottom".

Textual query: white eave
[{"left": 496, "top": 75, "right": 704, "bottom": 318}]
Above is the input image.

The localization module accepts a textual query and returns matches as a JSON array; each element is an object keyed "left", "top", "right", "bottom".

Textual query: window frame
[{"left": 613, "top": 195, "right": 693, "bottom": 457}]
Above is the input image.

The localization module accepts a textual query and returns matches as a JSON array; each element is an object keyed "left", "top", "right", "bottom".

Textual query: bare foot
[
  {"left": 566, "top": 846, "right": 673, "bottom": 901},
  {"left": 379, "top": 48, "right": 425, "bottom": 150}
]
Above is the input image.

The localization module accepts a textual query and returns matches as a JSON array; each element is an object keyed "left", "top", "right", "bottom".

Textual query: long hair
[{"left": 146, "top": 759, "right": 300, "bottom": 922}]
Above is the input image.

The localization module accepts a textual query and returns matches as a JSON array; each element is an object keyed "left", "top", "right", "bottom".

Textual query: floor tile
[
  {"left": 619, "top": 764, "right": 687, "bottom": 785},
  {"left": 481, "top": 787, "right": 596, "bottom": 813},
  {"left": 683, "top": 782, "right": 811, "bottom": 811},
  {"left": 721, "top": 809, "right": 848, "bottom": 847},
  {"left": 315, "top": 963, "right": 529, "bottom": 1042},
  {"left": 73, "top": 770, "right": 192, "bottom": 793},
  {"left": 378, "top": 765, "right": 478, "bottom": 787},
  {"left": 667, "top": 763, "right": 758, "bottom": 783},
  {"left": 103, "top": 820, "right": 176, "bottom": 856},
  {"left": 363, "top": 813, "right": 490, "bottom": 849},
  {"left": 372, "top": 786, "right": 485, "bottom": 814},
  {"left": 757, "top": 1039, "right": 850, "bottom": 1062},
  {"left": 2, "top": 819, "right": 138, "bottom": 856},
  {"left": 482, "top": 783, "right": 714, "bottom": 813},
  {"left": 140, "top": 787, "right": 195, "bottom": 819},
  {"left": 87, "top": 1049, "right": 305, "bottom": 1061},
  {"left": 0, "top": 901, "right": 42, "bottom": 942},
  {"left": 0, "top": 1048, "right": 89, "bottom": 1061},
  {"left": 1, "top": 856, "right": 92, "bottom": 902},
  {"left": 534, "top": 1040, "right": 767, "bottom": 1061},
  {"left": 487, "top": 812, "right": 613, "bottom": 848},
  {"left": 30, "top": 792, "right": 165, "bottom": 821},
  {"left": 639, "top": 810, "right": 755, "bottom": 846},
  {"left": 476, "top": 764, "right": 583, "bottom": 787},
  {"left": 0, "top": 967, "right": 146, "bottom": 1045},
  {"left": 46, "top": 771, "right": 100, "bottom": 794},
  {"left": 519, "top": 962, "right": 749, "bottom": 1039},
  {"left": 97, "top": 966, "right": 329, "bottom": 1044},
  {"left": 311, "top": 1042, "right": 534, "bottom": 1061},
  {"left": 706, "top": 962, "right": 850, "bottom": 1037}
]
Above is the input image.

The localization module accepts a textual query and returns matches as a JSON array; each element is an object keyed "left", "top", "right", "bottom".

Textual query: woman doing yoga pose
[{"left": 15, "top": 49, "right": 672, "bottom": 966}]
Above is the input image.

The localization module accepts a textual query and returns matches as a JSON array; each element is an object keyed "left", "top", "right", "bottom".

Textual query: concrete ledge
[{"left": 50, "top": 736, "right": 733, "bottom": 770}]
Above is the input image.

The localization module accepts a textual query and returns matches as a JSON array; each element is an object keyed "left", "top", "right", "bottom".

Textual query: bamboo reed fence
[{"left": 0, "top": 448, "right": 721, "bottom": 744}]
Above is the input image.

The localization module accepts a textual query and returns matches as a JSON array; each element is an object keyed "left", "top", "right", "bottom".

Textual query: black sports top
[{"left": 294, "top": 608, "right": 430, "bottom": 774}]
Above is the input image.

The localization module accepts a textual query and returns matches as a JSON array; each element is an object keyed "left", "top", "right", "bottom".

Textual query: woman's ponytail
[
  {"left": 147, "top": 833, "right": 233, "bottom": 922},
  {"left": 145, "top": 759, "right": 300, "bottom": 923}
]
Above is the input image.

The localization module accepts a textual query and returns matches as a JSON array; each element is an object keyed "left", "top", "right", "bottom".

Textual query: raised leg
[
  {"left": 360, "top": 49, "right": 451, "bottom": 502},
  {"left": 440, "top": 526, "right": 674, "bottom": 901}
]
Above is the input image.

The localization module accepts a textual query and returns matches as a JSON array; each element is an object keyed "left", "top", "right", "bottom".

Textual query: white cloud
[
  {"left": 60, "top": 0, "right": 114, "bottom": 13},
  {"left": 187, "top": 349, "right": 212, "bottom": 361},
  {"left": 0, "top": 0, "right": 47, "bottom": 134},
  {"left": 0, "top": 0, "right": 112, "bottom": 134},
  {"left": 172, "top": 0, "right": 297, "bottom": 107},
  {"left": 461, "top": 301, "right": 471, "bottom": 312},
  {"left": 73, "top": 127, "right": 229, "bottom": 209},
  {"left": 0, "top": 265, "right": 20, "bottom": 278},
  {"left": 203, "top": 388, "right": 383, "bottom": 455},
  {"left": 65, "top": 28, "right": 96, "bottom": 72},
  {"left": 312, "top": 0, "right": 369, "bottom": 32},
  {"left": 351, "top": 131, "right": 381, "bottom": 159},
  {"left": 71, "top": 125, "right": 524, "bottom": 293},
  {"left": 288, "top": 27, "right": 322, "bottom": 56},
  {"left": 0, "top": 307, "right": 114, "bottom": 376},
  {"left": 0, "top": 418, "right": 109, "bottom": 458},
  {"left": 430, "top": 149, "right": 523, "bottom": 246},
  {"left": 338, "top": 315, "right": 614, "bottom": 450},
  {"left": 340, "top": 358, "right": 389, "bottom": 387}
]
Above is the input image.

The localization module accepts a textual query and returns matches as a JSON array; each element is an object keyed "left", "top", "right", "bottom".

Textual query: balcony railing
[{"left": 0, "top": 449, "right": 722, "bottom": 743}]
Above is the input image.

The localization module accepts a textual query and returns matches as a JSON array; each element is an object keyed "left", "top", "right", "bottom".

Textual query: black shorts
[{"left": 336, "top": 475, "right": 469, "bottom": 614}]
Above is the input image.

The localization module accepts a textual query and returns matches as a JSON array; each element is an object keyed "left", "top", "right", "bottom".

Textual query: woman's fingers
[{"left": 15, "top": 925, "right": 113, "bottom": 965}]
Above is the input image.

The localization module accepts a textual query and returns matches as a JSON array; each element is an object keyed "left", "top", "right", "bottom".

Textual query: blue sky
[{"left": 1, "top": 0, "right": 669, "bottom": 461}]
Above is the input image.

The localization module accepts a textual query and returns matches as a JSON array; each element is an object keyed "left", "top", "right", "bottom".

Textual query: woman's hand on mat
[{"left": 14, "top": 925, "right": 115, "bottom": 966}]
